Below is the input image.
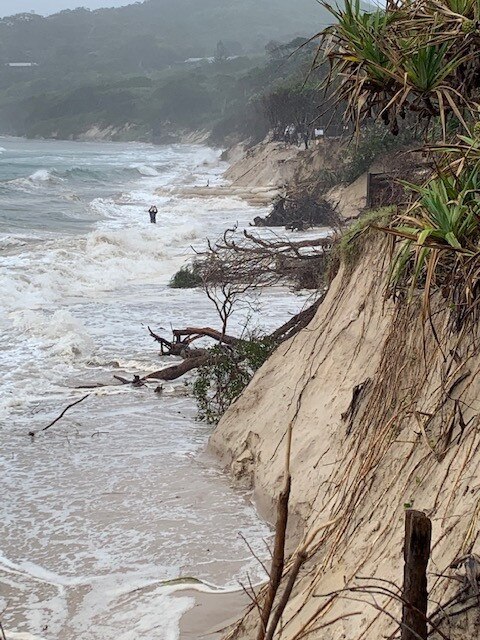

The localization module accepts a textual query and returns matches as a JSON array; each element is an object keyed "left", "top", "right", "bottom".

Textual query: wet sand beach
[{"left": 179, "top": 589, "right": 250, "bottom": 639}]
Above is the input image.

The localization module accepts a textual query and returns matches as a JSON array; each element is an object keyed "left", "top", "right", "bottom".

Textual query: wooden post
[
  {"left": 401, "top": 510, "right": 432, "bottom": 640},
  {"left": 366, "top": 171, "right": 372, "bottom": 208}
]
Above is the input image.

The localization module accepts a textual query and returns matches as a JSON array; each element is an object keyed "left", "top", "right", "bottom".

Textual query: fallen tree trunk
[
  {"left": 77, "top": 299, "right": 324, "bottom": 389},
  {"left": 172, "top": 327, "right": 239, "bottom": 346},
  {"left": 140, "top": 299, "right": 324, "bottom": 383},
  {"left": 143, "top": 355, "right": 213, "bottom": 381},
  {"left": 270, "top": 297, "right": 323, "bottom": 344}
]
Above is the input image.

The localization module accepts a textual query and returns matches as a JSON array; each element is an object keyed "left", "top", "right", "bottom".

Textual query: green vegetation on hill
[
  {"left": 0, "top": 0, "right": 330, "bottom": 64},
  {"left": 0, "top": 0, "right": 336, "bottom": 139},
  {"left": 0, "top": 37, "right": 327, "bottom": 142}
]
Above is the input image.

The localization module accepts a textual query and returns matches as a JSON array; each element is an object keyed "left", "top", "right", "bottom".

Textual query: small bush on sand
[
  {"left": 169, "top": 263, "right": 202, "bottom": 289},
  {"left": 192, "top": 336, "right": 275, "bottom": 424}
]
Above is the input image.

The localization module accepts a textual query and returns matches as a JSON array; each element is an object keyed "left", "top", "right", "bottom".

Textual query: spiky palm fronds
[
  {"left": 380, "top": 165, "right": 480, "bottom": 320},
  {"left": 317, "top": 0, "right": 480, "bottom": 138},
  {"left": 317, "top": 0, "right": 480, "bottom": 324}
]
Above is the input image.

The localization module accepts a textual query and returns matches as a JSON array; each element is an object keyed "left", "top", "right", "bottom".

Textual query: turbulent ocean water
[{"left": 0, "top": 137, "right": 308, "bottom": 639}]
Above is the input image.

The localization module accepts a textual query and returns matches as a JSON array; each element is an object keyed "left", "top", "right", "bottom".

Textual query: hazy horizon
[{"left": 0, "top": 0, "right": 132, "bottom": 17}]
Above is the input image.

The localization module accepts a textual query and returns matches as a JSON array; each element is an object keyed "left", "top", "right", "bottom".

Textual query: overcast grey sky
[{"left": 0, "top": 1, "right": 132, "bottom": 17}]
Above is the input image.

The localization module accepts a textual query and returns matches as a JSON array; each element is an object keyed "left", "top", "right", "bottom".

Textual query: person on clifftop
[{"left": 148, "top": 205, "right": 158, "bottom": 224}]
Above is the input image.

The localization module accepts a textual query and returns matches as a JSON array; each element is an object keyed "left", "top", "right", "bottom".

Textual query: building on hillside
[{"left": 5, "top": 62, "right": 39, "bottom": 67}]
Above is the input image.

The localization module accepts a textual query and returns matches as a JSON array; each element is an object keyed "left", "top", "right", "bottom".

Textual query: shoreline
[
  {"left": 173, "top": 141, "right": 295, "bottom": 639},
  {"left": 178, "top": 589, "right": 250, "bottom": 639},
  {"left": 1, "top": 137, "right": 306, "bottom": 640}
]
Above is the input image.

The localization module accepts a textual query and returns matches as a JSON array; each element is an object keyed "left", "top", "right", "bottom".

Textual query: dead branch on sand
[
  {"left": 195, "top": 226, "right": 333, "bottom": 291},
  {"left": 29, "top": 394, "right": 90, "bottom": 437}
]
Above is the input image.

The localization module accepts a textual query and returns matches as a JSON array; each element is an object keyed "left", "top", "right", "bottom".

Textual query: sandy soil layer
[{"left": 209, "top": 236, "right": 480, "bottom": 640}]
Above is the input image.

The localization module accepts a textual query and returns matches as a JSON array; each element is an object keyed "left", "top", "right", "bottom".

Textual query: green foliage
[
  {"left": 261, "top": 82, "right": 322, "bottom": 131},
  {"left": 0, "top": 0, "right": 335, "bottom": 138},
  {"left": 192, "top": 337, "right": 275, "bottom": 424},
  {"left": 0, "top": 35, "right": 323, "bottom": 142},
  {"left": 336, "top": 207, "right": 394, "bottom": 269},
  {"left": 208, "top": 45, "right": 319, "bottom": 145},
  {"left": 319, "top": 0, "right": 480, "bottom": 138},
  {"left": 169, "top": 264, "right": 203, "bottom": 289},
  {"left": 342, "top": 124, "right": 417, "bottom": 184},
  {"left": 387, "top": 164, "right": 480, "bottom": 304},
  {"left": 320, "top": 0, "right": 480, "bottom": 326}
]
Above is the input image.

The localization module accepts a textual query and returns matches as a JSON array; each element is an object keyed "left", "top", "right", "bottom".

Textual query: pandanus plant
[
  {"left": 414, "top": 0, "right": 480, "bottom": 38},
  {"left": 383, "top": 165, "right": 480, "bottom": 319},
  {"left": 317, "top": 0, "right": 479, "bottom": 137},
  {"left": 316, "top": 0, "right": 480, "bottom": 322}
]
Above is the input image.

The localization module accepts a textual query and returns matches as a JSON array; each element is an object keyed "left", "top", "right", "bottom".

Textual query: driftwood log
[
  {"left": 140, "top": 298, "right": 323, "bottom": 384},
  {"left": 144, "top": 354, "right": 214, "bottom": 381}
]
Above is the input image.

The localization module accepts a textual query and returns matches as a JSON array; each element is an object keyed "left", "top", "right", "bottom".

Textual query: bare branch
[{"left": 29, "top": 394, "right": 90, "bottom": 437}]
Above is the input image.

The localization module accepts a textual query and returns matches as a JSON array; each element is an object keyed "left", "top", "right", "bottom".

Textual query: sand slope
[{"left": 210, "top": 238, "right": 480, "bottom": 639}]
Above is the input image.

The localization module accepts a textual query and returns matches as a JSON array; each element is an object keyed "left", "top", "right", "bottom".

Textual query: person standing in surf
[{"left": 148, "top": 205, "right": 158, "bottom": 224}]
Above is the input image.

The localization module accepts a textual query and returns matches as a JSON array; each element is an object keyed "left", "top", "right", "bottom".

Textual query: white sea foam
[
  {"left": 6, "top": 634, "right": 48, "bottom": 640},
  {"left": 0, "top": 228, "right": 171, "bottom": 316},
  {"left": 0, "top": 555, "right": 195, "bottom": 640},
  {"left": 12, "top": 310, "right": 95, "bottom": 359},
  {"left": 30, "top": 169, "right": 54, "bottom": 182},
  {"left": 0, "top": 235, "right": 30, "bottom": 249}
]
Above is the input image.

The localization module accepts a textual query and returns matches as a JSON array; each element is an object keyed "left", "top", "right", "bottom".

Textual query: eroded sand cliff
[{"left": 210, "top": 237, "right": 480, "bottom": 639}]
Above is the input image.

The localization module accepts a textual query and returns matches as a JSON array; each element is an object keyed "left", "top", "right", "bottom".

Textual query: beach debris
[{"left": 29, "top": 394, "right": 90, "bottom": 438}]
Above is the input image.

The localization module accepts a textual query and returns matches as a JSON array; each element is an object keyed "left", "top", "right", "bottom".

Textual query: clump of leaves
[
  {"left": 383, "top": 158, "right": 480, "bottom": 322},
  {"left": 169, "top": 263, "right": 202, "bottom": 289},
  {"left": 317, "top": 0, "right": 479, "bottom": 138},
  {"left": 192, "top": 336, "right": 275, "bottom": 424},
  {"left": 317, "top": 0, "right": 480, "bottom": 327},
  {"left": 333, "top": 207, "right": 394, "bottom": 270}
]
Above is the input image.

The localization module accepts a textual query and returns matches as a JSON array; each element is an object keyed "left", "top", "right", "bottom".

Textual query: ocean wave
[
  {"left": 60, "top": 167, "right": 105, "bottom": 181},
  {"left": 130, "top": 164, "right": 160, "bottom": 177},
  {"left": 0, "top": 159, "right": 171, "bottom": 198},
  {"left": 12, "top": 309, "right": 95, "bottom": 360},
  {"left": 0, "top": 228, "right": 172, "bottom": 323},
  {"left": 1, "top": 169, "right": 61, "bottom": 193},
  {"left": 2, "top": 166, "right": 113, "bottom": 193},
  {"left": 30, "top": 169, "right": 53, "bottom": 182}
]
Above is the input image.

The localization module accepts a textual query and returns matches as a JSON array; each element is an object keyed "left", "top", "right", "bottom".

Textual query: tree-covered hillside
[
  {"left": 0, "top": 0, "right": 330, "bottom": 70},
  {"left": 0, "top": 0, "right": 333, "bottom": 140},
  {"left": 0, "top": 0, "right": 334, "bottom": 139}
]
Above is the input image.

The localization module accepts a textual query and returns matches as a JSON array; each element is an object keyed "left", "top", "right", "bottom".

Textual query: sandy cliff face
[
  {"left": 210, "top": 239, "right": 480, "bottom": 639},
  {"left": 224, "top": 142, "right": 306, "bottom": 190},
  {"left": 224, "top": 139, "right": 345, "bottom": 191}
]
